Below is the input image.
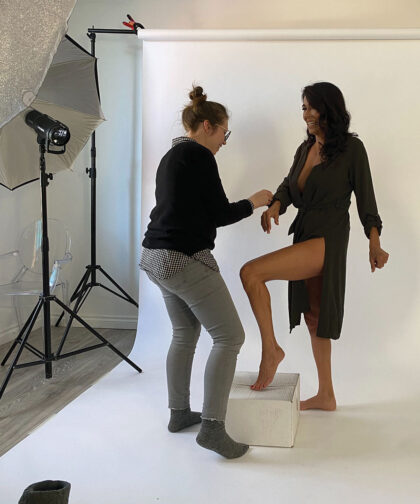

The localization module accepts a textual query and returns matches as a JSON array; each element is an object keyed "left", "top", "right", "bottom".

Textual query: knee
[
  {"left": 234, "top": 324, "right": 245, "bottom": 348},
  {"left": 240, "top": 262, "right": 258, "bottom": 291},
  {"left": 213, "top": 321, "right": 245, "bottom": 351},
  {"left": 229, "top": 325, "right": 245, "bottom": 351}
]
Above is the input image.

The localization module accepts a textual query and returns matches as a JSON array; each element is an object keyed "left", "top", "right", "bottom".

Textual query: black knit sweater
[{"left": 142, "top": 139, "right": 253, "bottom": 255}]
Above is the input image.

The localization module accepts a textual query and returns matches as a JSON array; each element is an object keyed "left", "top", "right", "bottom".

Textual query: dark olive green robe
[{"left": 273, "top": 136, "right": 382, "bottom": 340}]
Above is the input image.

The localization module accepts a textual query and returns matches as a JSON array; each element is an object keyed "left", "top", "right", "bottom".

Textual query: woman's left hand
[{"left": 369, "top": 246, "right": 389, "bottom": 272}]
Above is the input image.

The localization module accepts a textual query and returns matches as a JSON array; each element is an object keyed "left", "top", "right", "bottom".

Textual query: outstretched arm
[{"left": 202, "top": 154, "right": 272, "bottom": 227}]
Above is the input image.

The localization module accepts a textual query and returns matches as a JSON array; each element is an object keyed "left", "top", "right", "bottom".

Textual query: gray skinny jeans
[{"left": 146, "top": 260, "right": 245, "bottom": 421}]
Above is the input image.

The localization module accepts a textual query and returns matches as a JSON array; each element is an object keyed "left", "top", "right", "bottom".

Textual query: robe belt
[{"left": 288, "top": 198, "right": 350, "bottom": 235}]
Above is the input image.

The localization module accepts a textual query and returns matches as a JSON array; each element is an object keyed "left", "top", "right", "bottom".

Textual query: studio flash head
[{"left": 25, "top": 110, "right": 71, "bottom": 153}]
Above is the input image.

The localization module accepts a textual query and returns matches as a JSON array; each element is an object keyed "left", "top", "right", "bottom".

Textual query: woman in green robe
[{"left": 240, "top": 82, "right": 389, "bottom": 410}]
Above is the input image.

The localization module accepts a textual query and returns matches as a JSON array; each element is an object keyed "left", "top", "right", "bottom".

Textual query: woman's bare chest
[{"left": 297, "top": 145, "right": 322, "bottom": 193}]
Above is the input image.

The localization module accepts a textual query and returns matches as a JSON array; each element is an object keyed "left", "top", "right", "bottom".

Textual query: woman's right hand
[
  {"left": 248, "top": 190, "right": 273, "bottom": 209},
  {"left": 261, "top": 200, "right": 281, "bottom": 233}
]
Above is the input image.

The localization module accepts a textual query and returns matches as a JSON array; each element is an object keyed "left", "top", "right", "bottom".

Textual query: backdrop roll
[{"left": 137, "top": 31, "right": 420, "bottom": 404}]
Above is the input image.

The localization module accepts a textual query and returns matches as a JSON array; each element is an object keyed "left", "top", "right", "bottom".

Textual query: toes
[
  {"left": 262, "top": 379, "right": 272, "bottom": 389},
  {"left": 251, "top": 381, "right": 263, "bottom": 391},
  {"left": 253, "top": 378, "right": 268, "bottom": 391}
]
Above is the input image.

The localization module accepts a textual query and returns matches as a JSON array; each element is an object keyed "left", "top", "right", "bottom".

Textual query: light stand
[
  {"left": 0, "top": 132, "right": 142, "bottom": 401},
  {"left": 55, "top": 22, "right": 143, "bottom": 351}
]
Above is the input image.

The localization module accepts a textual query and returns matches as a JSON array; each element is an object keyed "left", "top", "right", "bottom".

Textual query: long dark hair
[{"left": 302, "top": 82, "right": 356, "bottom": 161}]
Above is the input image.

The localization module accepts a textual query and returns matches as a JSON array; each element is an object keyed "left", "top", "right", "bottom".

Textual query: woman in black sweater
[{"left": 141, "top": 86, "right": 272, "bottom": 458}]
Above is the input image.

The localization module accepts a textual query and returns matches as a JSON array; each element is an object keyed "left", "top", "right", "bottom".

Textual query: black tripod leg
[
  {"left": 54, "top": 298, "right": 142, "bottom": 373},
  {"left": 43, "top": 297, "right": 53, "bottom": 379},
  {"left": 69, "top": 285, "right": 92, "bottom": 319},
  {"left": 69, "top": 269, "right": 91, "bottom": 303},
  {"left": 55, "top": 269, "right": 91, "bottom": 327},
  {"left": 97, "top": 283, "right": 135, "bottom": 303},
  {"left": 1, "top": 301, "right": 41, "bottom": 366},
  {"left": 56, "top": 272, "right": 92, "bottom": 356},
  {"left": 56, "top": 286, "right": 92, "bottom": 356},
  {"left": 0, "top": 299, "right": 44, "bottom": 400},
  {"left": 98, "top": 266, "right": 139, "bottom": 307}
]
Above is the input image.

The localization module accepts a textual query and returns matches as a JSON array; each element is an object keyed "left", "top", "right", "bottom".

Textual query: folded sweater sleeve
[{"left": 272, "top": 176, "right": 292, "bottom": 216}]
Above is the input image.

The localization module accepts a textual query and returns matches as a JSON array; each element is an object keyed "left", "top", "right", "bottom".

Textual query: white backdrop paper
[{"left": 138, "top": 35, "right": 420, "bottom": 403}]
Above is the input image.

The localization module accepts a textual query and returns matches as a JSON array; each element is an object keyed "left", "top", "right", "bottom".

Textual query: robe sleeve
[
  {"left": 272, "top": 176, "right": 291, "bottom": 216},
  {"left": 271, "top": 143, "right": 303, "bottom": 216},
  {"left": 349, "top": 138, "right": 383, "bottom": 239}
]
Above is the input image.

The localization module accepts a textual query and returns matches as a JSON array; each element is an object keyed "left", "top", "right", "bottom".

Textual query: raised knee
[
  {"left": 239, "top": 263, "right": 249, "bottom": 283},
  {"left": 240, "top": 262, "right": 256, "bottom": 289}
]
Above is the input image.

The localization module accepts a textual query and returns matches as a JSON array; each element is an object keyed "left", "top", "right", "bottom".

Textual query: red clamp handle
[{"left": 123, "top": 14, "right": 144, "bottom": 31}]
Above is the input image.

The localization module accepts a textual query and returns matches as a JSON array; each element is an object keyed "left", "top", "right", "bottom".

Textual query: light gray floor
[
  {"left": 0, "top": 326, "right": 136, "bottom": 457},
  {"left": 1, "top": 331, "right": 419, "bottom": 504}
]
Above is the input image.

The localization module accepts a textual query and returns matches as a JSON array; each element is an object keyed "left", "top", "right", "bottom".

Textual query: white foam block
[{"left": 225, "top": 371, "right": 300, "bottom": 447}]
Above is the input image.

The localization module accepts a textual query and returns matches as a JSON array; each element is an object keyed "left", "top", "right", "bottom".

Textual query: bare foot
[
  {"left": 251, "top": 347, "right": 285, "bottom": 391},
  {"left": 300, "top": 393, "right": 336, "bottom": 411}
]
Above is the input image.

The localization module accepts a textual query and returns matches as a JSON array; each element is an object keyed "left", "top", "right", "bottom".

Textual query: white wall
[{"left": 138, "top": 34, "right": 420, "bottom": 403}]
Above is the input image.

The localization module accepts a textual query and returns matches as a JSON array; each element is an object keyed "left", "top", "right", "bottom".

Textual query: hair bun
[
  {"left": 182, "top": 84, "right": 227, "bottom": 132},
  {"left": 189, "top": 85, "right": 207, "bottom": 105}
]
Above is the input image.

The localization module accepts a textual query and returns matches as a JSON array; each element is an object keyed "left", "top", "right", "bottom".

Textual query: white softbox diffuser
[{"left": 0, "top": 0, "right": 77, "bottom": 128}]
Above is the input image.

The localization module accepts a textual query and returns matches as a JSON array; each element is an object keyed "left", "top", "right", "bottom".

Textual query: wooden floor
[{"left": 0, "top": 325, "right": 137, "bottom": 457}]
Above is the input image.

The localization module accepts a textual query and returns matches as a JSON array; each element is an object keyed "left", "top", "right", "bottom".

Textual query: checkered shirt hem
[{"left": 140, "top": 247, "right": 219, "bottom": 280}]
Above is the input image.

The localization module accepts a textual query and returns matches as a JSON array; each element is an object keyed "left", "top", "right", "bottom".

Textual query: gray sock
[
  {"left": 168, "top": 407, "right": 202, "bottom": 433},
  {"left": 196, "top": 419, "right": 249, "bottom": 459}
]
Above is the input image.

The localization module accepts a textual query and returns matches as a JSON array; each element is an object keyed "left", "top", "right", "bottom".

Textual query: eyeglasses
[{"left": 216, "top": 124, "right": 231, "bottom": 142}]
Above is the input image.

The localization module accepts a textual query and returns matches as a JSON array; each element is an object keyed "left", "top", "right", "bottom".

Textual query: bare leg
[
  {"left": 240, "top": 238, "right": 325, "bottom": 390},
  {"left": 300, "top": 276, "right": 336, "bottom": 411},
  {"left": 241, "top": 279, "right": 285, "bottom": 391}
]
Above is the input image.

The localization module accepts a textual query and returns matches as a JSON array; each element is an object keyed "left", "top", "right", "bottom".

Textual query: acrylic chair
[{"left": 0, "top": 218, "right": 72, "bottom": 330}]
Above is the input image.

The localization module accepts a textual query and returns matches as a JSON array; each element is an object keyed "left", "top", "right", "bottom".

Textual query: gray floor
[{"left": 0, "top": 326, "right": 136, "bottom": 457}]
